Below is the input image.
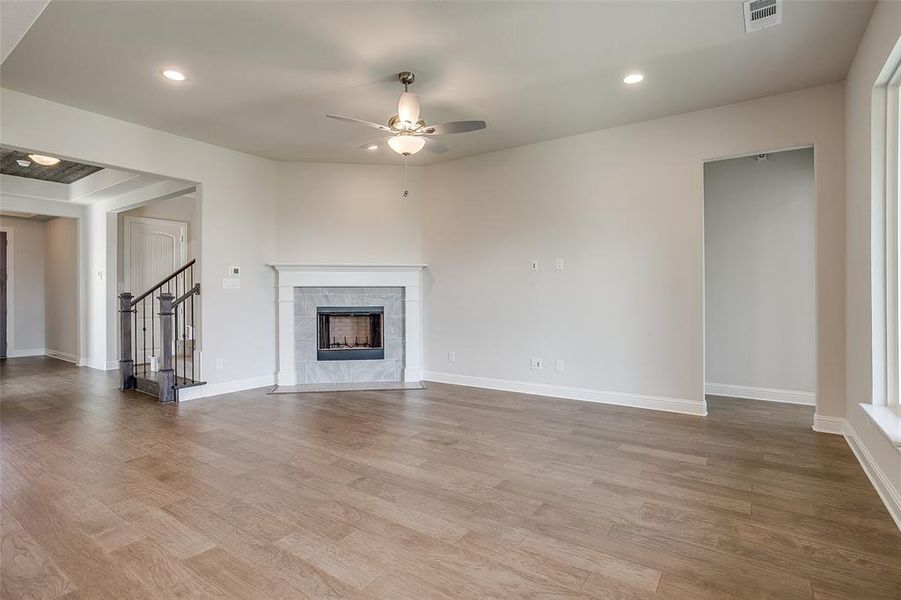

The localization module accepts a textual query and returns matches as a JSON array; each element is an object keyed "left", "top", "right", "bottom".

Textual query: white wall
[
  {"left": 704, "top": 148, "right": 815, "bottom": 401},
  {"left": 43, "top": 217, "right": 78, "bottom": 361},
  {"left": 275, "top": 162, "right": 423, "bottom": 264},
  {"left": 1, "top": 88, "right": 278, "bottom": 387},
  {"left": 423, "top": 83, "right": 845, "bottom": 417},
  {"left": 0, "top": 216, "right": 45, "bottom": 355},
  {"left": 844, "top": 1, "right": 901, "bottom": 525}
]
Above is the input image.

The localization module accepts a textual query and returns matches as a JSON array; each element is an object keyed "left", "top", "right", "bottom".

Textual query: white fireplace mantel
[{"left": 268, "top": 264, "right": 427, "bottom": 386}]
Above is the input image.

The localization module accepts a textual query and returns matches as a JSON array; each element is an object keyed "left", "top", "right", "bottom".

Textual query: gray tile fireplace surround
[{"left": 295, "top": 287, "right": 404, "bottom": 383}]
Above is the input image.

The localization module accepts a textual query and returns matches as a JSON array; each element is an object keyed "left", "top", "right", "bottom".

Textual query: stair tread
[{"left": 133, "top": 374, "right": 207, "bottom": 389}]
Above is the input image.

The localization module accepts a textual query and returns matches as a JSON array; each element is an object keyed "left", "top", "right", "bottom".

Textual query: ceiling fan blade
[
  {"left": 358, "top": 138, "right": 390, "bottom": 150},
  {"left": 326, "top": 114, "right": 391, "bottom": 132},
  {"left": 422, "top": 120, "right": 486, "bottom": 135},
  {"left": 421, "top": 137, "right": 448, "bottom": 154}
]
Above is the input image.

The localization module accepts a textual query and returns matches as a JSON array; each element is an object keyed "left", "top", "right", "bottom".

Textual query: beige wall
[
  {"left": 704, "top": 148, "right": 815, "bottom": 396},
  {"left": 43, "top": 217, "right": 78, "bottom": 360},
  {"left": 0, "top": 216, "right": 45, "bottom": 355},
  {"left": 275, "top": 162, "right": 423, "bottom": 264},
  {"left": 424, "top": 83, "right": 845, "bottom": 417},
  {"left": 844, "top": 2, "right": 901, "bottom": 512}
]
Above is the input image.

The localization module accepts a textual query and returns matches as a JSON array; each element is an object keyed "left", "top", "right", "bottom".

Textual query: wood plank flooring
[{"left": 2, "top": 356, "right": 899, "bottom": 599}]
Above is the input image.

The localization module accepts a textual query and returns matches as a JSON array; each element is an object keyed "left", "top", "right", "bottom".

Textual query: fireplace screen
[{"left": 317, "top": 306, "right": 385, "bottom": 361}]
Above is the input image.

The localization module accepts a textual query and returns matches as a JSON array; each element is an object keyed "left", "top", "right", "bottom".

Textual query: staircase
[{"left": 118, "top": 259, "right": 205, "bottom": 403}]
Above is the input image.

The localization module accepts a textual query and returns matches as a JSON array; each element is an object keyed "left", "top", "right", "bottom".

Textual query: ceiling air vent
[{"left": 743, "top": 0, "right": 782, "bottom": 33}]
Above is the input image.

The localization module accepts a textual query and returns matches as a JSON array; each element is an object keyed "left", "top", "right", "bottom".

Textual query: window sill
[{"left": 860, "top": 403, "right": 901, "bottom": 450}]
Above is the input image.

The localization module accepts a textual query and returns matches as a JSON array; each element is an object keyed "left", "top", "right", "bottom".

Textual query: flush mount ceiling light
[
  {"left": 27, "top": 154, "right": 61, "bottom": 166},
  {"left": 326, "top": 71, "right": 486, "bottom": 157},
  {"left": 623, "top": 73, "right": 644, "bottom": 85},
  {"left": 162, "top": 69, "right": 187, "bottom": 82}
]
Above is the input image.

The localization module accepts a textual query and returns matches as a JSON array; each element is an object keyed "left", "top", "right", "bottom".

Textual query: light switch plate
[
  {"left": 229, "top": 266, "right": 241, "bottom": 276},
  {"left": 556, "top": 258, "right": 565, "bottom": 271},
  {"left": 530, "top": 260, "right": 539, "bottom": 271}
]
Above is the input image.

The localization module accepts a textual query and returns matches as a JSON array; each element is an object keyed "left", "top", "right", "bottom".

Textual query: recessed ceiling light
[
  {"left": 16, "top": 159, "right": 31, "bottom": 167},
  {"left": 623, "top": 73, "right": 644, "bottom": 85},
  {"left": 162, "top": 69, "right": 187, "bottom": 82},
  {"left": 27, "top": 154, "right": 61, "bottom": 166},
  {"left": 367, "top": 145, "right": 379, "bottom": 151}
]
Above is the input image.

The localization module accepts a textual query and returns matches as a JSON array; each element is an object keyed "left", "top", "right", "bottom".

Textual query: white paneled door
[{"left": 124, "top": 217, "right": 187, "bottom": 362}]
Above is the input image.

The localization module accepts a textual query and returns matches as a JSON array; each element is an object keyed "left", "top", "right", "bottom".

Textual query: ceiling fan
[{"left": 326, "top": 71, "right": 486, "bottom": 156}]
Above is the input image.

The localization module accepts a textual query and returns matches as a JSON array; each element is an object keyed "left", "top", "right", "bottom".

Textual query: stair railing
[{"left": 118, "top": 259, "right": 199, "bottom": 403}]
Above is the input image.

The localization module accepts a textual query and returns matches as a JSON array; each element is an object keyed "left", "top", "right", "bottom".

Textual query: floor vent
[{"left": 743, "top": 0, "right": 782, "bottom": 33}]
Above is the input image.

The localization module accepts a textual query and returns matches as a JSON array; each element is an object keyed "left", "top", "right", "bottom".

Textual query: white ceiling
[{"left": 0, "top": 1, "right": 874, "bottom": 165}]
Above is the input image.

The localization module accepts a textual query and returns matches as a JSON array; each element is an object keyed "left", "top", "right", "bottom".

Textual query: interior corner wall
[
  {"left": 704, "top": 148, "right": 816, "bottom": 399},
  {"left": 423, "top": 82, "right": 845, "bottom": 417},
  {"left": 844, "top": 1, "right": 901, "bottom": 517},
  {"left": 43, "top": 217, "right": 78, "bottom": 361},
  {"left": 274, "top": 162, "right": 423, "bottom": 264},
  {"left": 0, "top": 216, "right": 45, "bottom": 355}
]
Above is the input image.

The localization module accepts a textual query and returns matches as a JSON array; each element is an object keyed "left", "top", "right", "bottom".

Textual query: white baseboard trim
[
  {"left": 44, "top": 349, "right": 79, "bottom": 364},
  {"left": 705, "top": 382, "right": 815, "bottom": 405},
  {"left": 812, "top": 414, "right": 847, "bottom": 435},
  {"left": 845, "top": 421, "right": 901, "bottom": 531},
  {"left": 177, "top": 375, "right": 275, "bottom": 402},
  {"left": 424, "top": 371, "right": 707, "bottom": 416},
  {"left": 84, "top": 359, "right": 118, "bottom": 371},
  {"left": 6, "top": 347, "right": 46, "bottom": 358}
]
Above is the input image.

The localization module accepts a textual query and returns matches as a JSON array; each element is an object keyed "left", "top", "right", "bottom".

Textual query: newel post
[
  {"left": 118, "top": 293, "right": 135, "bottom": 390},
  {"left": 157, "top": 293, "right": 176, "bottom": 403}
]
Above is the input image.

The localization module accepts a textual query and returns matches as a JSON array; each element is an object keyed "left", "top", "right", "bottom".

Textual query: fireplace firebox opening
[{"left": 317, "top": 306, "right": 385, "bottom": 361}]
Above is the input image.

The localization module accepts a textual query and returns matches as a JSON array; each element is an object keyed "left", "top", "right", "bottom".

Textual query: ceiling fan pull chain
[{"left": 403, "top": 156, "right": 409, "bottom": 197}]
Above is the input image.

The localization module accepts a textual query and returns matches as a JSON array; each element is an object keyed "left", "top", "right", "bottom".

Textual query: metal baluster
[
  {"left": 189, "top": 265, "right": 197, "bottom": 382},
  {"left": 150, "top": 289, "right": 155, "bottom": 369},
  {"left": 133, "top": 302, "right": 138, "bottom": 380},
  {"left": 175, "top": 295, "right": 179, "bottom": 386},
  {"left": 142, "top": 300, "right": 147, "bottom": 376}
]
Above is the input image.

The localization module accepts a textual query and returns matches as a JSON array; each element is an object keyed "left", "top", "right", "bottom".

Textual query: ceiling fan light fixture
[
  {"left": 387, "top": 135, "right": 425, "bottom": 156},
  {"left": 28, "top": 154, "right": 61, "bottom": 166},
  {"left": 397, "top": 92, "right": 421, "bottom": 125}
]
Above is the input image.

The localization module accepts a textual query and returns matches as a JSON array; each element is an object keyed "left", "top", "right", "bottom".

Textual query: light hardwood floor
[{"left": 1, "top": 356, "right": 899, "bottom": 599}]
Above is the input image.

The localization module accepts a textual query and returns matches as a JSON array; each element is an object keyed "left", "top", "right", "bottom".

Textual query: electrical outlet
[
  {"left": 555, "top": 359, "right": 564, "bottom": 372},
  {"left": 531, "top": 358, "right": 543, "bottom": 370},
  {"left": 530, "top": 260, "right": 539, "bottom": 272},
  {"left": 448, "top": 351, "right": 456, "bottom": 363},
  {"left": 556, "top": 258, "right": 565, "bottom": 271},
  {"left": 215, "top": 358, "right": 224, "bottom": 370}
]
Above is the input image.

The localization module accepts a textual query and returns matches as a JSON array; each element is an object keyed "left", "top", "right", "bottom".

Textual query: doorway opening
[
  {"left": 0, "top": 213, "right": 80, "bottom": 363},
  {"left": 703, "top": 147, "right": 816, "bottom": 407}
]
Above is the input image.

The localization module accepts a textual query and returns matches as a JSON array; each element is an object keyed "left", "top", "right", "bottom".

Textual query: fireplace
[{"left": 317, "top": 306, "right": 384, "bottom": 361}]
